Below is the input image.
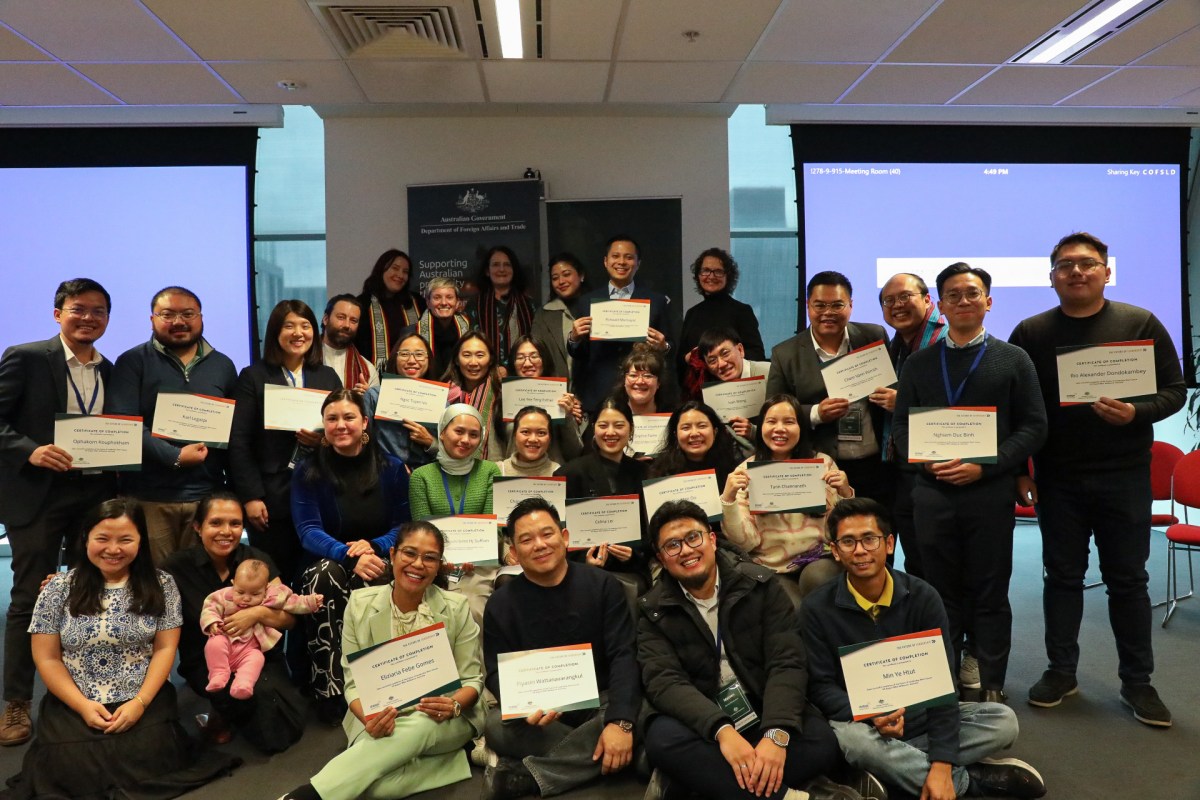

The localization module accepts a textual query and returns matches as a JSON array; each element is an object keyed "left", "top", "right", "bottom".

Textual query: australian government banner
[{"left": 408, "top": 179, "right": 545, "bottom": 303}]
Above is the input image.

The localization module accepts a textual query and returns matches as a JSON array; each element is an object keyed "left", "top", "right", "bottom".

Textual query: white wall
[{"left": 321, "top": 113, "right": 730, "bottom": 306}]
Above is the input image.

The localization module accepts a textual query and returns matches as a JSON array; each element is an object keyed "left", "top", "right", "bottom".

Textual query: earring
[{"left": 361, "top": 431, "right": 371, "bottom": 445}]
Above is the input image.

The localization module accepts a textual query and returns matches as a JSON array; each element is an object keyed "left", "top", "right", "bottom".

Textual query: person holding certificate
[
  {"left": 229, "top": 299, "right": 342, "bottom": 584},
  {"left": 530, "top": 252, "right": 590, "bottom": 387},
  {"left": 637, "top": 499, "right": 854, "bottom": 800},
  {"left": 610, "top": 344, "right": 676, "bottom": 419},
  {"left": 501, "top": 335, "right": 584, "bottom": 465},
  {"left": 893, "top": 264, "right": 1047, "bottom": 705},
  {"left": 471, "top": 246, "right": 536, "bottom": 374},
  {"left": 443, "top": 331, "right": 507, "bottom": 461},
  {"left": 649, "top": 401, "right": 746, "bottom": 491},
  {"left": 1009, "top": 232, "right": 1184, "bottom": 726},
  {"left": 721, "top": 394, "right": 852, "bottom": 606},
  {"left": 407, "top": 277, "right": 472, "bottom": 381},
  {"left": 362, "top": 333, "right": 438, "bottom": 470},
  {"left": 292, "top": 389, "right": 411, "bottom": 725},
  {"left": 801, "top": 498, "right": 1046, "bottom": 800},
  {"left": 690, "top": 328, "right": 770, "bottom": 450},
  {"left": 277, "top": 521, "right": 485, "bottom": 800},
  {"left": 354, "top": 249, "right": 425, "bottom": 369}
]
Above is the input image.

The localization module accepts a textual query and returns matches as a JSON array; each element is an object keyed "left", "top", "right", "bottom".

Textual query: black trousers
[{"left": 840, "top": 456, "right": 895, "bottom": 511}]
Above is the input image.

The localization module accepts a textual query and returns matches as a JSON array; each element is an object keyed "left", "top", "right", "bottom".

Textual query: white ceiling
[{"left": 1, "top": 0, "right": 1199, "bottom": 120}]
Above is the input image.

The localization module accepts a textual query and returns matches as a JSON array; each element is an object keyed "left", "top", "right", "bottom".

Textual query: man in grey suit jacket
[
  {"left": 766, "top": 271, "right": 892, "bottom": 506},
  {"left": 0, "top": 278, "right": 117, "bottom": 745}
]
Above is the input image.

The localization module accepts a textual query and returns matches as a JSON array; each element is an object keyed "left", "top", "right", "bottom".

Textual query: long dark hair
[
  {"left": 589, "top": 397, "right": 634, "bottom": 455},
  {"left": 305, "top": 389, "right": 385, "bottom": 494},
  {"left": 650, "top": 400, "right": 742, "bottom": 483},
  {"left": 476, "top": 246, "right": 528, "bottom": 297},
  {"left": 441, "top": 330, "right": 503, "bottom": 391},
  {"left": 392, "top": 521, "right": 449, "bottom": 590},
  {"left": 69, "top": 498, "right": 164, "bottom": 618},
  {"left": 261, "top": 299, "right": 322, "bottom": 369},
  {"left": 754, "top": 394, "right": 814, "bottom": 461},
  {"left": 362, "top": 249, "right": 415, "bottom": 298}
]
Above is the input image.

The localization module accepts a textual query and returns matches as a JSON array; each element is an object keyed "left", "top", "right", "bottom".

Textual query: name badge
[
  {"left": 837, "top": 407, "right": 864, "bottom": 442},
  {"left": 716, "top": 678, "right": 759, "bottom": 731}
]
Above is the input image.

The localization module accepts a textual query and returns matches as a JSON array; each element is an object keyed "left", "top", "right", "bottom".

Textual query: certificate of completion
[
  {"left": 346, "top": 622, "right": 462, "bottom": 720},
  {"left": 498, "top": 644, "right": 600, "bottom": 720},
  {"left": 54, "top": 414, "right": 142, "bottom": 471},
  {"left": 432, "top": 514, "right": 501, "bottom": 565},
  {"left": 1056, "top": 340, "right": 1157, "bottom": 405},
  {"left": 501, "top": 377, "right": 567, "bottom": 421},
  {"left": 630, "top": 413, "right": 671, "bottom": 457},
  {"left": 819, "top": 340, "right": 897, "bottom": 403},
  {"left": 590, "top": 299, "right": 651, "bottom": 342},
  {"left": 907, "top": 406, "right": 997, "bottom": 464},
  {"left": 643, "top": 469, "right": 721, "bottom": 522},
  {"left": 746, "top": 459, "right": 826, "bottom": 515},
  {"left": 838, "top": 629, "right": 957, "bottom": 721},
  {"left": 151, "top": 392, "right": 236, "bottom": 447},
  {"left": 375, "top": 376, "right": 450, "bottom": 426},
  {"left": 566, "top": 495, "right": 642, "bottom": 548},
  {"left": 492, "top": 476, "right": 567, "bottom": 528},
  {"left": 702, "top": 376, "right": 767, "bottom": 422},
  {"left": 263, "top": 384, "right": 330, "bottom": 431}
]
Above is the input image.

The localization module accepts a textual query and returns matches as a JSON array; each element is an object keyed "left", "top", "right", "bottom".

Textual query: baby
[{"left": 200, "top": 559, "right": 323, "bottom": 699}]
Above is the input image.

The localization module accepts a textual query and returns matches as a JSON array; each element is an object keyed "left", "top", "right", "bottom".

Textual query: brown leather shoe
[{"left": 0, "top": 700, "right": 32, "bottom": 746}]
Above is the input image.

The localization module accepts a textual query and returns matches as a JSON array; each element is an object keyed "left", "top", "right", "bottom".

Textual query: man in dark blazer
[
  {"left": 0, "top": 278, "right": 117, "bottom": 745},
  {"left": 766, "top": 271, "right": 891, "bottom": 504},
  {"left": 567, "top": 235, "right": 674, "bottom": 415}
]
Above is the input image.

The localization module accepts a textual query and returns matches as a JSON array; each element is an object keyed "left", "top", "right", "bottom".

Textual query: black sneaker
[
  {"left": 1120, "top": 683, "right": 1172, "bottom": 728},
  {"left": 966, "top": 757, "right": 1047, "bottom": 798},
  {"left": 481, "top": 757, "right": 539, "bottom": 800},
  {"left": 1027, "top": 670, "right": 1078, "bottom": 708},
  {"left": 800, "top": 775, "right": 865, "bottom": 800},
  {"left": 846, "top": 768, "right": 889, "bottom": 800}
]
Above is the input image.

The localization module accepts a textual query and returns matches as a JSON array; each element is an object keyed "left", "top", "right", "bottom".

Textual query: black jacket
[{"left": 637, "top": 549, "right": 807, "bottom": 739}]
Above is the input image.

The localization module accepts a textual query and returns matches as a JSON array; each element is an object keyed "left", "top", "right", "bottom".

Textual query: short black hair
[
  {"left": 1050, "top": 231, "right": 1108, "bottom": 265},
  {"left": 806, "top": 271, "right": 852, "bottom": 299},
  {"left": 605, "top": 234, "right": 641, "bottom": 259},
  {"left": 646, "top": 499, "right": 709, "bottom": 552},
  {"left": 505, "top": 496, "right": 563, "bottom": 538},
  {"left": 935, "top": 262, "right": 991, "bottom": 296},
  {"left": 697, "top": 327, "right": 742, "bottom": 359},
  {"left": 825, "top": 497, "right": 893, "bottom": 541},
  {"left": 151, "top": 286, "right": 201, "bottom": 311},
  {"left": 55, "top": 278, "right": 111, "bottom": 312},
  {"left": 323, "top": 293, "right": 363, "bottom": 319}
]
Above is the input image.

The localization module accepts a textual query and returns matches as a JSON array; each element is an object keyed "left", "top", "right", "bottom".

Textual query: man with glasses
[
  {"left": 107, "top": 286, "right": 237, "bottom": 562},
  {"left": 320, "top": 294, "right": 378, "bottom": 392},
  {"left": 893, "top": 264, "right": 1046, "bottom": 705},
  {"left": 481, "top": 497, "right": 640, "bottom": 800},
  {"left": 638, "top": 499, "right": 861, "bottom": 800},
  {"left": 802, "top": 498, "right": 1046, "bottom": 800},
  {"left": 695, "top": 327, "right": 771, "bottom": 444},
  {"left": 0, "top": 278, "right": 118, "bottom": 745},
  {"left": 1009, "top": 232, "right": 1184, "bottom": 727},
  {"left": 767, "top": 271, "right": 891, "bottom": 505}
]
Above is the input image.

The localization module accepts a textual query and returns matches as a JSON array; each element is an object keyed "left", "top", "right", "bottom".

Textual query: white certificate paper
[
  {"left": 566, "top": 495, "right": 642, "bottom": 548},
  {"left": 501, "top": 377, "right": 567, "bottom": 421},
  {"left": 498, "top": 644, "right": 600, "bottom": 720},
  {"left": 702, "top": 376, "right": 767, "bottom": 422},
  {"left": 431, "top": 514, "right": 501, "bottom": 565},
  {"left": 590, "top": 299, "right": 651, "bottom": 342},
  {"left": 346, "top": 622, "right": 463, "bottom": 720},
  {"left": 151, "top": 392, "right": 236, "bottom": 447},
  {"left": 1056, "top": 340, "right": 1157, "bottom": 405},
  {"left": 492, "top": 476, "right": 567, "bottom": 528},
  {"left": 838, "top": 629, "right": 957, "bottom": 721},
  {"left": 819, "top": 340, "right": 897, "bottom": 403},
  {"left": 375, "top": 377, "right": 450, "bottom": 426},
  {"left": 54, "top": 413, "right": 142, "bottom": 471},
  {"left": 746, "top": 459, "right": 827, "bottom": 515},
  {"left": 642, "top": 469, "right": 721, "bottom": 522},
  {"left": 630, "top": 413, "right": 671, "bottom": 457},
  {"left": 907, "top": 406, "right": 997, "bottom": 464},
  {"left": 263, "top": 384, "right": 330, "bottom": 431}
]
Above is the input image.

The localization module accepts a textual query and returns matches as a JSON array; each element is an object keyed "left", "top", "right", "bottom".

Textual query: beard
[
  {"left": 154, "top": 324, "right": 202, "bottom": 352},
  {"left": 325, "top": 327, "right": 356, "bottom": 348}
]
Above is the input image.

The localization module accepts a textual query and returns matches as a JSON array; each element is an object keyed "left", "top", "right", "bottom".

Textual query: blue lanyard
[
  {"left": 940, "top": 339, "right": 987, "bottom": 406},
  {"left": 65, "top": 368, "right": 99, "bottom": 415},
  {"left": 441, "top": 470, "right": 468, "bottom": 515},
  {"left": 282, "top": 367, "right": 303, "bottom": 388}
]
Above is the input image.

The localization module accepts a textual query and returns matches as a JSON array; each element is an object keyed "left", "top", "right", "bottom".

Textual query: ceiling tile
[
  {"left": 1059, "top": 66, "right": 1200, "bottom": 105},
  {"left": 483, "top": 61, "right": 608, "bottom": 103},
  {"left": 618, "top": 0, "right": 781, "bottom": 61},
  {"left": 951, "top": 65, "right": 1115, "bottom": 105},
  {"left": 0, "top": 26, "right": 50, "bottom": 61},
  {"left": 753, "top": 0, "right": 935, "bottom": 62},
  {"left": 143, "top": 0, "right": 339, "bottom": 60},
  {"left": 213, "top": 60, "right": 365, "bottom": 104},
  {"left": 0, "top": 63, "right": 119, "bottom": 105},
  {"left": 73, "top": 62, "right": 241, "bottom": 105},
  {"left": 544, "top": 0, "right": 622, "bottom": 61},
  {"left": 609, "top": 61, "right": 740, "bottom": 103},
  {"left": 1136, "top": 26, "right": 1200, "bottom": 67},
  {"left": 1166, "top": 85, "right": 1200, "bottom": 106},
  {"left": 842, "top": 64, "right": 991, "bottom": 104},
  {"left": 348, "top": 60, "right": 485, "bottom": 103},
  {"left": 885, "top": 0, "right": 1086, "bottom": 64},
  {"left": 727, "top": 62, "right": 867, "bottom": 103},
  {"left": 1077, "top": 0, "right": 1200, "bottom": 66},
  {"left": 1, "top": 0, "right": 192, "bottom": 61}
]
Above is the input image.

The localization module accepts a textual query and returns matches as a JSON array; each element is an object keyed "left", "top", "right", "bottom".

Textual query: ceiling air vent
[{"left": 312, "top": 4, "right": 467, "bottom": 58}]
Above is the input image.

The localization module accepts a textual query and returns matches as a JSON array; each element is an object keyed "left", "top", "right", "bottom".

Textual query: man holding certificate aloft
[
  {"left": 802, "top": 498, "right": 1045, "bottom": 800},
  {"left": 893, "top": 264, "right": 1046, "bottom": 704},
  {"left": 637, "top": 500, "right": 858, "bottom": 800},
  {"left": 1009, "top": 233, "right": 1184, "bottom": 727}
]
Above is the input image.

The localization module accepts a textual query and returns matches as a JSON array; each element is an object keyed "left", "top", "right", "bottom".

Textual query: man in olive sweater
[{"left": 1009, "top": 232, "right": 1184, "bottom": 727}]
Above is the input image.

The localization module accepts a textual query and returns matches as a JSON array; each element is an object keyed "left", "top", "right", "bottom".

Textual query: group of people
[{"left": 0, "top": 228, "right": 1178, "bottom": 800}]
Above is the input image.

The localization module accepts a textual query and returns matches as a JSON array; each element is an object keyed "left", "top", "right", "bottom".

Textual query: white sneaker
[
  {"left": 959, "top": 653, "right": 982, "bottom": 690},
  {"left": 469, "top": 736, "right": 498, "bottom": 768}
]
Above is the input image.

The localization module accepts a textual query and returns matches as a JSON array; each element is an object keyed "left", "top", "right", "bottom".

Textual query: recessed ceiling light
[
  {"left": 1012, "top": 0, "right": 1164, "bottom": 64},
  {"left": 496, "top": 0, "right": 523, "bottom": 59}
]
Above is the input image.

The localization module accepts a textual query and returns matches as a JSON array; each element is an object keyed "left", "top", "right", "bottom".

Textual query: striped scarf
[
  {"left": 476, "top": 291, "right": 534, "bottom": 361},
  {"left": 416, "top": 311, "right": 471, "bottom": 361},
  {"left": 367, "top": 293, "right": 421, "bottom": 364}
]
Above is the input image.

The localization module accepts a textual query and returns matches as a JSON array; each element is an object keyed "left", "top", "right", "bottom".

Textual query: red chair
[{"left": 1161, "top": 446, "right": 1200, "bottom": 627}]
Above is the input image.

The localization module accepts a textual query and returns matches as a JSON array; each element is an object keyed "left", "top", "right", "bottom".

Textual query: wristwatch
[
  {"left": 452, "top": 699, "right": 462, "bottom": 718},
  {"left": 613, "top": 719, "right": 634, "bottom": 733},
  {"left": 764, "top": 728, "right": 790, "bottom": 748}
]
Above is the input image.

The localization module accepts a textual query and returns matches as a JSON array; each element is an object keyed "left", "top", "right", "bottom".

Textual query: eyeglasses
[
  {"left": 659, "top": 529, "right": 708, "bottom": 557},
  {"left": 1052, "top": 258, "right": 1106, "bottom": 274},
  {"left": 704, "top": 347, "right": 736, "bottom": 367},
  {"left": 809, "top": 301, "right": 848, "bottom": 313},
  {"left": 699, "top": 268, "right": 726, "bottom": 278},
  {"left": 941, "top": 288, "right": 985, "bottom": 304},
  {"left": 833, "top": 534, "right": 885, "bottom": 553},
  {"left": 626, "top": 371, "right": 657, "bottom": 382},
  {"left": 397, "top": 350, "right": 428, "bottom": 361},
  {"left": 881, "top": 291, "right": 921, "bottom": 308},
  {"left": 514, "top": 353, "right": 542, "bottom": 363},
  {"left": 153, "top": 310, "right": 200, "bottom": 322},
  {"left": 395, "top": 546, "right": 442, "bottom": 568},
  {"left": 63, "top": 306, "right": 108, "bottom": 320}
]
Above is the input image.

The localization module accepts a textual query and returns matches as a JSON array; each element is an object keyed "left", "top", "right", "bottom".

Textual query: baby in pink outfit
[{"left": 201, "top": 559, "right": 323, "bottom": 699}]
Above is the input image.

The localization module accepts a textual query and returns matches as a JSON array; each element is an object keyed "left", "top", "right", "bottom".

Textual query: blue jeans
[{"left": 831, "top": 702, "right": 1018, "bottom": 796}]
